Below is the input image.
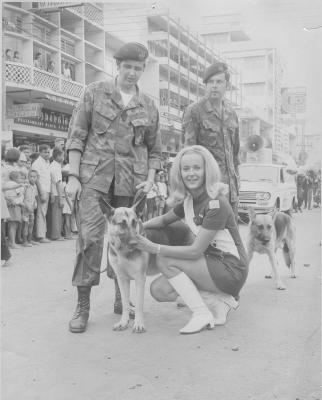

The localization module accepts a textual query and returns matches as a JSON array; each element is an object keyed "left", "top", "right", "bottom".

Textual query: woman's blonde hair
[{"left": 167, "top": 145, "right": 228, "bottom": 206}]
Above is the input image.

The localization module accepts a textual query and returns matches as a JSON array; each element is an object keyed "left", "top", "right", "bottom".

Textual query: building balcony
[
  {"left": 5, "top": 61, "right": 84, "bottom": 100},
  {"left": 148, "top": 30, "right": 215, "bottom": 71},
  {"left": 157, "top": 57, "right": 201, "bottom": 85},
  {"left": 84, "top": 3, "right": 103, "bottom": 27},
  {"left": 159, "top": 80, "right": 197, "bottom": 103},
  {"left": 37, "top": 3, "right": 103, "bottom": 27}
]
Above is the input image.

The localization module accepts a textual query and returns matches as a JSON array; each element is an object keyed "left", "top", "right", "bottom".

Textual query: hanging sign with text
[{"left": 14, "top": 107, "right": 71, "bottom": 132}]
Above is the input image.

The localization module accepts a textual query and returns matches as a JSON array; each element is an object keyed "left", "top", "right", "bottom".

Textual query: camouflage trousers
[{"left": 72, "top": 184, "right": 133, "bottom": 287}]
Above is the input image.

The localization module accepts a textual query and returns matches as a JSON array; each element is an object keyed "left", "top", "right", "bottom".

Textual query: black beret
[
  {"left": 113, "top": 42, "right": 149, "bottom": 62},
  {"left": 203, "top": 62, "right": 229, "bottom": 84}
]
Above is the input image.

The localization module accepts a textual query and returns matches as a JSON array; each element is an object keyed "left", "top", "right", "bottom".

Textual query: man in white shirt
[
  {"left": 49, "top": 148, "right": 65, "bottom": 240},
  {"left": 32, "top": 144, "right": 51, "bottom": 243}
]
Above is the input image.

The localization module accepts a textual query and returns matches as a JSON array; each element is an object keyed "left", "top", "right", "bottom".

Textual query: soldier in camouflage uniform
[
  {"left": 182, "top": 62, "right": 240, "bottom": 220},
  {"left": 66, "top": 42, "right": 162, "bottom": 333}
]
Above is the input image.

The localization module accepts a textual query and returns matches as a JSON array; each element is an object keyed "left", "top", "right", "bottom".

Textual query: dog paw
[
  {"left": 290, "top": 274, "right": 297, "bottom": 278},
  {"left": 265, "top": 275, "right": 272, "bottom": 279},
  {"left": 113, "top": 319, "right": 129, "bottom": 331},
  {"left": 132, "top": 320, "right": 146, "bottom": 333}
]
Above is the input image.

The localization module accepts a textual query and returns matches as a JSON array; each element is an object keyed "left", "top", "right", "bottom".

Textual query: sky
[{"left": 146, "top": 0, "right": 322, "bottom": 137}]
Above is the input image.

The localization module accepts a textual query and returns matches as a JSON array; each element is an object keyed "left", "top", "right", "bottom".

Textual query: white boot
[
  {"left": 212, "top": 294, "right": 239, "bottom": 326},
  {"left": 168, "top": 272, "right": 215, "bottom": 334}
]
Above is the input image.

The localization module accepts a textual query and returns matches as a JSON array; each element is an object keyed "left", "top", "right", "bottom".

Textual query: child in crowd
[
  {"left": 16, "top": 152, "right": 29, "bottom": 243},
  {"left": 155, "top": 172, "right": 168, "bottom": 216},
  {"left": 61, "top": 170, "right": 73, "bottom": 239},
  {"left": 4, "top": 171, "right": 25, "bottom": 249},
  {"left": 1, "top": 190, "right": 12, "bottom": 266},
  {"left": 22, "top": 170, "right": 39, "bottom": 247}
]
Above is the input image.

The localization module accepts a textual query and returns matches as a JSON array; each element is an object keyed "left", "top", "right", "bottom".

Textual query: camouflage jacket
[
  {"left": 182, "top": 97, "right": 240, "bottom": 203},
  {"left": 66, "top": 79, "right": 162, "bottom": 196}
]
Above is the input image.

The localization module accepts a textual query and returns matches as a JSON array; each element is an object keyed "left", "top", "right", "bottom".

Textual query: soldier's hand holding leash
[
  {"left": 136, "top": 180, "right": 154, "bottom": 194},
  {"left": 66, "top": 174, "right": 82, "bottom": 211}
]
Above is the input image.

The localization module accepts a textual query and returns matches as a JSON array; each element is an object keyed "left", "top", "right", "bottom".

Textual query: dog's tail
[{"left": 282, "top": 242, "right": 291, "bottom": 268}]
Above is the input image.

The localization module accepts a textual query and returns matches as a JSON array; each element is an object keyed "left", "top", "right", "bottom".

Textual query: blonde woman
[{"left": 135, "top": 145, "right": 248, "bottom": 334}]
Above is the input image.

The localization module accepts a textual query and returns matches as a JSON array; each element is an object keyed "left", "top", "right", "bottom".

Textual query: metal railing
[
  {"left": 84, "top": 3, "right": 103, "bottom": 26},
  {"left": 37, "top": 3, "right": 103, "bottom": 26},
  {"left": 5, "top": 61, "right": 84, "bottom": 99},
  {"left": 34, "top": 68, "right": 59, "bottom": 91},
  {"left": 61, "top": 77, "right": 84, "bottom": 98}
]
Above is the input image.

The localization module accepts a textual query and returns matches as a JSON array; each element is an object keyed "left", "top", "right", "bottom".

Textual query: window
[
  {"left": 61, "top": 37, "right": 75, "bottom": 56},
  {"left": 33, "top": 24, "right": 51, "bottom": 45},
  {"left": 240, "top": 165, "right": 279, "bottom": 183},
  {"left": 15, "top": 16, "right": 22, "bottom": 33}
]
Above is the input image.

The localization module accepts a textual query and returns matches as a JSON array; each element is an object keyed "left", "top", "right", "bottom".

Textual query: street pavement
[{"left": 2, "top": 208, "right": 321, "bottom": 400}]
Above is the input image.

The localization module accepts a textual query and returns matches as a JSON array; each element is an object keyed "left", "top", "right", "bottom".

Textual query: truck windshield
[{"left": 240, "top": 165, "right": 279, "bottom": 183}]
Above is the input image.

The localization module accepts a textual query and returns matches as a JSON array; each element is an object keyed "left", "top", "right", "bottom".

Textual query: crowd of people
[
  {"left": 1, "top": 139, "right": 75, "bottom": 267},
  {"left": 295, "top": 169, "right": 321, "bottom": 212},
  {"left": 0, "top": 138, "right": 170, "bottom": 268}
]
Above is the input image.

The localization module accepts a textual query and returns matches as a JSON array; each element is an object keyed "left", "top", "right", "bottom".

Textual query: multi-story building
[
  {"left": 3, "top": 3, "right": 242, "bottom": 159},
  {"left": 3, "top": 1, "right": 108, "bottom": 149},
  {"left": 103, "top": 3, "right": 241, "bottom": 155},
  {"left": 201, "top": 14, "right": 292, "bottom": 158}
]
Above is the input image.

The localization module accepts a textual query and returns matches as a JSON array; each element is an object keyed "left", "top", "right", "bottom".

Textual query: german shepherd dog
[
  {"left": 99, "top": 195, "right": 159, "bottom": 333},
  {"left": 247, "top": 208, "right": 296, "bottom": 290}
]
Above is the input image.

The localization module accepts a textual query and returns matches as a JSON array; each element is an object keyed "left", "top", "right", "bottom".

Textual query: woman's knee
[
  {"left": 150, "top": 277, "right": 177, "bottom": 302},
  {"left": 150, "top": 279, "right": 164, "bottom": 301}
]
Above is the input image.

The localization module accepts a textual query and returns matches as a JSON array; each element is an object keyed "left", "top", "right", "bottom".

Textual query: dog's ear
[
  {"left": 248, "top": 207, "right": 256, "bottom": 221},
  {"left": 99, "top": 196, "right": 115, "bottom": 219},
  {"left": 132, "top": 189, "right": 146, "bottom": 218}
]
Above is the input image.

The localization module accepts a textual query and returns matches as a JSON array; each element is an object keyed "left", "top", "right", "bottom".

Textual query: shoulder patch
[{"left": 209, "top": 200, "right": 220, "bottom": 209}]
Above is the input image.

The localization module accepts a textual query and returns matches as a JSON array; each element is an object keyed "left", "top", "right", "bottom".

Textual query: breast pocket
[
  {"left": 200, "top": 120, "right": 220, "bottom": 147},
  {"left": 130, "top": 118, "right": 149, "bottom": 147},
  {"left": 92, "top": 103, "right": 117, "bottom": 134}
]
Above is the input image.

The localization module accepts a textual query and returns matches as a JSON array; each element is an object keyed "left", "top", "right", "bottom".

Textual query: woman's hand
[{"left": 135, "top": 234, "right": 159, "bottom": 254}]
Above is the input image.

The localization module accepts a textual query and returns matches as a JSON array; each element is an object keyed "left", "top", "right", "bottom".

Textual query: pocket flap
[
  {"left": 202, "top": 120, "right": 219, "bottom": 131},
  {"left": 94, "top": 129, "right": 107, "bottom": 135},
  {"left": 131, "top": 118, "right": 149, "bottom": 127},
  {"left": 94, "top": 104, "right": 118, "bottom": 121},
  {"left": 133, "top": 161, "right": 148, "bottom": 175}
]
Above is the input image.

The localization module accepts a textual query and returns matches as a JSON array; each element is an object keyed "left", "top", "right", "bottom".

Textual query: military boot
[{"left": 69, "top": 286, "right": 91, "bottom": 333}]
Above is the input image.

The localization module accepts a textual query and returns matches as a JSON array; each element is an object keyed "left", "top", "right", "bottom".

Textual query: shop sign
[
  {"left": 281, "top": 87, "right": 306, "bottom": 114},
  {"left": 14, "top": 107, "right": 71, "bottom": 132},
  {"left": 7, "top": 103, "right": 43, "bottom": 118},
  {"left": 45, "top": 94, "right": 77, "bottom": 107}
]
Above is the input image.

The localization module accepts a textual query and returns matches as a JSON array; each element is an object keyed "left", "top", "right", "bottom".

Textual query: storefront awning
[{"left": 45, "top": 94, "right": 77, "bottom": 107}]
